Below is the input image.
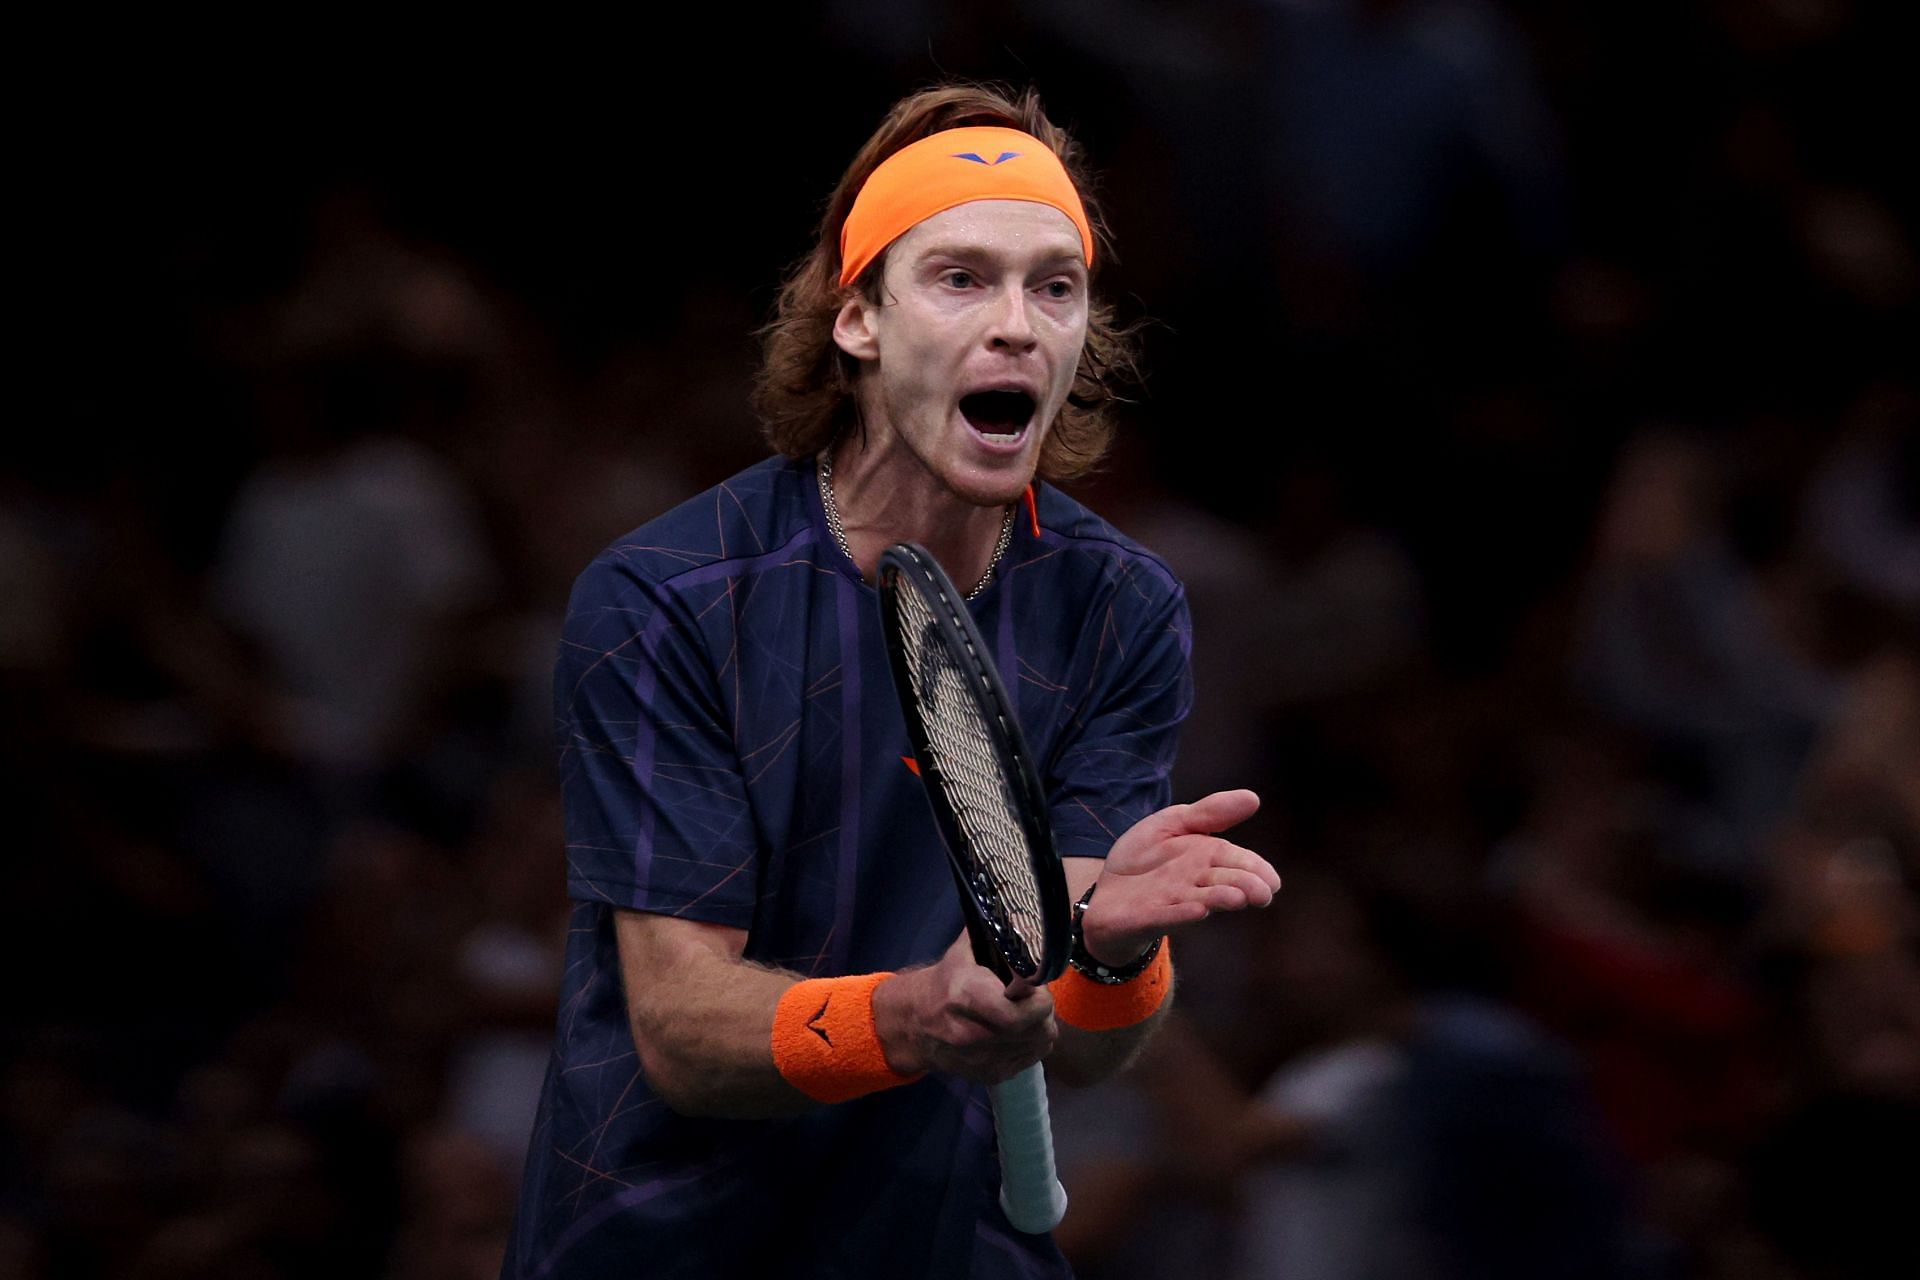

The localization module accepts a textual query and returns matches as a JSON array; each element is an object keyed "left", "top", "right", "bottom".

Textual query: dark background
[{"left": 7, "top": 3, "right": 1917, "bottom": 1277}]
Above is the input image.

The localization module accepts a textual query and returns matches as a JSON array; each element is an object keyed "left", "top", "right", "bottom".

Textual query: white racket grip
[{"left": 990, "top": 1063, "right": 1068, "bottom": 1234}]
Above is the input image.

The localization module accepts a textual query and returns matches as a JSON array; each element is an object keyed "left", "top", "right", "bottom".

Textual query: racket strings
[{"left": 894, "top": 581, "right": 1049, "bottom": 975}]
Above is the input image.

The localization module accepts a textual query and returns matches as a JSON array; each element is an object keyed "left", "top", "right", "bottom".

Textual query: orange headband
[{"left": 839, "top": 126, "right": 1095, "bottom": 288}]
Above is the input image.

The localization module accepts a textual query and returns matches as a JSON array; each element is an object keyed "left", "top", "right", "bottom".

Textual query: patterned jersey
[{"left": 504, "top": 454, "right": 1192, "bottom": 1279}]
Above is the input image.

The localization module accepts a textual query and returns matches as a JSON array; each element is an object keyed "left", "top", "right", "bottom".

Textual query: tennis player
[{"left": 502, "top": 83, "right": 1281, "bottom": 1279}]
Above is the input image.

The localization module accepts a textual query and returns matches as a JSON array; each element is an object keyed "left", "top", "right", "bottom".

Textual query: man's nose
[{"left": 986, "top": 284, "right": 1037, "bottom": 352}]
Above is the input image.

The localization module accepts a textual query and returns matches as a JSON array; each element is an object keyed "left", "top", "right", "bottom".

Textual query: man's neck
[{"left": 824, "top": 438, "right": 1014, "bottom": 595}]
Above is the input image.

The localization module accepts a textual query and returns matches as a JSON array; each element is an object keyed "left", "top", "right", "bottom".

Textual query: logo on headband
[{"left": 953, "top": 150, "right": 1022, "bottom": 165}]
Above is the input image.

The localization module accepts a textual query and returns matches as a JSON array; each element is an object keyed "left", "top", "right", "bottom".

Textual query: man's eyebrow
[{"left": 910, "top": 240, "right": 1087, "bottom": 270}]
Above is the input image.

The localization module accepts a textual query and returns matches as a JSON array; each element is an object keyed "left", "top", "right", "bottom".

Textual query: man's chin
[
  {"left": 946, "top": 449, "right": 1042, "bottom": 508},
  {"left": 949, "top": 472, "right": 1034, "bottom": 510}
]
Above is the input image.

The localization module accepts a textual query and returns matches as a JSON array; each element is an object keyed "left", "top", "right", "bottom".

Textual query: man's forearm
[
  {"left": 1046, "top": 991, "right": 1171, "bottom": 1085},
  {"left": 617, "top": 912, "right": 815, "bottom": 1118},
  {"left": 616, "top": 911, "right": 1058, "bottom": 1117}
]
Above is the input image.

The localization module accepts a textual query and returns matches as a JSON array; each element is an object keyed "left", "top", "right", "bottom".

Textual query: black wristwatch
[{"left": 1068, "top": 882, "right": 1163, "bottom": 984}]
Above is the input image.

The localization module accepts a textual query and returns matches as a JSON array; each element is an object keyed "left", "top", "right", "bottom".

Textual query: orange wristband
[
  {"left": 772, "top": 972, "right": 924, "bottom": 1103},
  {"left": 1049, "top": 939, "right": 1173, "bottom": 1031}
]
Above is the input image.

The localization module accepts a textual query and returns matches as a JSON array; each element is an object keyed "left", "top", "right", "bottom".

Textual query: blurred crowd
[{"left": 6, "top": 2, "right": 1916, "bottom": 1277}]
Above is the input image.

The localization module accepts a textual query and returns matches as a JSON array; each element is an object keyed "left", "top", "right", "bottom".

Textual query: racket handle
[{"left": 990, "top": 1064, "right": 1068, "bottom": 1234}]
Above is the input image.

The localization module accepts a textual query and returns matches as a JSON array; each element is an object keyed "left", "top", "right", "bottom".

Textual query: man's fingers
[
  {"left": 943, "top": 1000, "right": 1057, "bottom": 1082},
  {"left": 951, "top": 980, "right": 1055, "bottom": 1033},
  {"left": 1195, "top": 883, "right": 1256, "bottom": 913},
  {"left": 1192, "top": 841, "right": 1281, "bottom": 890},
  {"left": 1173, "top": 788, "right": 1261, "bottom": 835},
  {"left": 972, "top": 1038, "right": 1054, "bottom": 1085},
  {"left": 1094, "top": 869, "right": 1276, "bottom": 941},
  {"left": 1150, "top": 838, "right": 1281, "bottom": 901},
  {"left": 1200, "top": 864, "right": 1280, "bottom": 907},
  {"left": 907, "top": 949, "right": 1062, "bottom": 1081}
]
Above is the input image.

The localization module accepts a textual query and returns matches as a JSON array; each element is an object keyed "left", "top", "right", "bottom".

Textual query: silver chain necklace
[{"left": 817, "top": 452, "right": 1016, "bottom": 600}]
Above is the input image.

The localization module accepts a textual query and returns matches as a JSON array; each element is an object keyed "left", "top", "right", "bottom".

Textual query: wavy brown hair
[{"left": 752, "top": 83, "right": 1139, "bottom": 481}]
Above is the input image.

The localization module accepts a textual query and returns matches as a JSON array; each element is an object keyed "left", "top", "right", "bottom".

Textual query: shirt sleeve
[
  {"left": 552, "top": 555, "right": 759, "bottom": 926},
  {"left": 1046, "top": 582, "right": 1194, "bottom": 859}
]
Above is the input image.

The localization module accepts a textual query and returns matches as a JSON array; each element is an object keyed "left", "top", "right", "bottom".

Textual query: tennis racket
[{"left": 877, "top": 542, "right": 1072, "bottom": 1236}]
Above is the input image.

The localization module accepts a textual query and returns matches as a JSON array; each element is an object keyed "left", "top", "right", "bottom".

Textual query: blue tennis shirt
[{"left": 504, "top": 454, "right": 1193, "bottom": 1279}]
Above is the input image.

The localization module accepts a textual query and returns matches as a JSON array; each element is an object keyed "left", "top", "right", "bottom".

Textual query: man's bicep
[
  {"left": 615, "top": 908, "right": 750, "bottom": 977},
  {"left": 614, "top": 909, "right": 752, "bottom": 1030}
]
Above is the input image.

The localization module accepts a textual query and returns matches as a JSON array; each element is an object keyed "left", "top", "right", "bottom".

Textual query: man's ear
[{"left": 832, "top": 295, "right": 879, "bottom": 361}]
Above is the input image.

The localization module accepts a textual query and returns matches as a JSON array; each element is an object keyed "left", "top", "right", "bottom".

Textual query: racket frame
[{"left": 877, "top": 543, "right": 1070, "bottom": 987}]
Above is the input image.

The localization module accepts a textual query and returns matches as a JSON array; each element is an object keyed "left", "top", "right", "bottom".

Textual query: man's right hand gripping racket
[{"left": 877, "top": 542, "right": 1073, "bottom": 1235}]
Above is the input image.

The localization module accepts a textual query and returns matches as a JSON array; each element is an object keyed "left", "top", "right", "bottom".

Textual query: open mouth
[{"left": 959, "top": 389, "right": 1036, "bottom": 439}]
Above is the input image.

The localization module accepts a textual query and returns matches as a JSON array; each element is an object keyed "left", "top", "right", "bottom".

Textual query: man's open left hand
[{"left": 1080, "top": 789, "right": 1279, "bottom": 966}]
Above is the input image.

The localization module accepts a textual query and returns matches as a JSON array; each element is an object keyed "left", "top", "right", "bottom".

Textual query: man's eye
[
  {"left": 944, "top": 270, "right": 974, "bottom": 289},
  {"left": 1043, "top": 280, "right": 1074, "bottom": 299}
]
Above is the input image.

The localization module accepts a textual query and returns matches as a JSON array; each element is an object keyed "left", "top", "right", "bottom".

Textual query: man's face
[{"left": 833, "top": 199, "right": 1091, "bottom": 506}]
